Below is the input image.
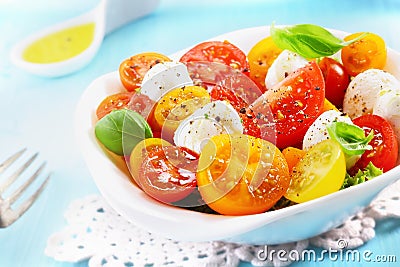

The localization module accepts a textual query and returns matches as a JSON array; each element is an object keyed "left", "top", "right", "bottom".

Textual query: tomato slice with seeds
[
  {"left": 250, "top": 61, "right": 325, "bottom": 149},
  {"left": 179, "top": 41, "right": 250, "bottom": 75},
  {"left": 96, "top": 91, "right": 134, "bottom": 120},
  {"left": 196, "top": 134, "right": 290, "bottom": 215},
  {"left": 247, "top": 36, "right": 283, "bottom": 91},
  {"left": 138, "top": 145, "right": 199, "bottom": 203},
  {"left": 341, "top": 32, "right": 387, "bottom": 76},
  {"left": 350, "top": 114, "right": 398, "bottom": 174},
  {"left": 119, "top": 52, "right": 171, "bottom": 92}
]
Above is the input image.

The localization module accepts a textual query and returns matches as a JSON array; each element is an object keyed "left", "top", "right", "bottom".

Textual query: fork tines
[{"left": 0, "top": 148, "right": 51, "bottom": 227}]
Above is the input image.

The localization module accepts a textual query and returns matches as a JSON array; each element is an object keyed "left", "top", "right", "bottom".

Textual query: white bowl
[{"left": 75, "top": 26, "right": 400, "bottom": 245}]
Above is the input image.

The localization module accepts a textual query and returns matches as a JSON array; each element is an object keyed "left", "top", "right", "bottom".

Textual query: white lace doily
[{"left": 45, "top": 180, "right": 400, "bottom": 267}]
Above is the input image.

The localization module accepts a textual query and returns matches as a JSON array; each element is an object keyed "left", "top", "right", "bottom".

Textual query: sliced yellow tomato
[
  {"left": 129, "top": 138, "right": 172, "bottom": 187},
  {"left": 247, "top": 36, "right": 283, "bottom": 90},
  {"left": 153, "top": 85, "right": 210, "bottom": 141},
  {"left": 285, "top": 139, "right": 346, "bottom": 203},
  {"left": 196, "top": 134, "right": 290, "bottom": 215}
]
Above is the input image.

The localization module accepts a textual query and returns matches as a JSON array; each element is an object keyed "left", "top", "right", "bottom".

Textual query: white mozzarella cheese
[
  {"left": 343, "top": 69, "right": 400, "bottom": 118},
  {"left": 265, "top": 50, "right": 308, "bottom": 89},
  {"left": 303, "top": 110, "right": 353, "bottom": 151},
  {"left": 140, "top": 61, "right": 193, "bottom": 101},
  {"left": 174, "top": 100, "right": 243, "bottom": 153}
]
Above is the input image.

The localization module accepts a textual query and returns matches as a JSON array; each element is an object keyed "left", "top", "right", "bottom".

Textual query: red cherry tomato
[
  {"left": 179, "top": 41, "right": 250, "bottom": 75},
  {"left": 250, "top": 61, "right": 325, "bottom": 149},
  {"left": 318, "top": 57, "right": 350, "bottom": 109},
  {"left": 351, "top": 114, "right": 398, "bottom": 173},
  {"left": 96, "top": 91, "right": 134, "bottom": 120},
  {"left": 210, "top": 85, "right": 261, "bottom": 138},
  {"left": 138, "top": 145, "right": 199, "bottom": 203}
]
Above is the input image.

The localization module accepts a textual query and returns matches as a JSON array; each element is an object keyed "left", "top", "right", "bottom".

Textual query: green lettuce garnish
[
  {"left": 270, "top": 23, "right": 368, "bottom": 59},
  {"left": 341, "top": 162, "right": 383, "bottom": 189}
]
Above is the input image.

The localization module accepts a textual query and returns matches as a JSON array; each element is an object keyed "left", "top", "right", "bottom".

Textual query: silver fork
[{"left": 0, "top": 148, "right": 51, "bottom": 227}]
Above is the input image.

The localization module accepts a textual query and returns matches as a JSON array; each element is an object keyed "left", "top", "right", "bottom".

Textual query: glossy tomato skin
[
  {"left": 119, "top": 52, "right": 171, "bottom": 91},
  {"left": 138, "top": 145, "right": 199, "bottom": 203},
  {"left": 318, "top": 57, "right": 350, "bottom": 109},
  {"left": 96, "top": 91, "right": 135, "bottom": 120},
  {"left": 351, "top": 114, "right": 398, "bottom": 173},
  {"left": 341, "top": 32, "right": 387, "bottom": 76},
  {"left": 250, "top": 61, "right": 325, "bottom": 149},
  {"left": 196, "top": 134, "right": 290, "bottom": 215},
  {"left": 129, "top": 138, "right": 172, "bottom": 187},
  {"left": 179, "top": 41, "right": 250, "bottom": 75},
  {"left": 154, "top": 85, "right": 211, "bottom": 143},
  {"left": 247, "top": 36, "right": 283, "bottom": 91}
]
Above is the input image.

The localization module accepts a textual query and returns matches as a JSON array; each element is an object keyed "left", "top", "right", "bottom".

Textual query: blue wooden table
[{"left": 1, "top": 0, "right": 399, "bottom": 266}]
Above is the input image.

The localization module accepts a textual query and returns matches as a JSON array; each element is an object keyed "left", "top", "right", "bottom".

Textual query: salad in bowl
[{"left": 75, "top": 24, "right": 400, "bottom": 244}]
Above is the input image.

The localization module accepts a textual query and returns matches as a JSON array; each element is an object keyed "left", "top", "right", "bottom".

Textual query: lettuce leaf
[{"left": 341, "top": 162, "right": 383, "bottom": 189}]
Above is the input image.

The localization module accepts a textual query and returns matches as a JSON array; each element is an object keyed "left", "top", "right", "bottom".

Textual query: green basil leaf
[
  {"left": 270, "top": 23, "right": 367, "bottom": 59},
  {"left": 95, "top": 109, "right": 153, "bottom": 155},
  {"left": 326, "top": 121, "right": 374, "bottom": 156}
]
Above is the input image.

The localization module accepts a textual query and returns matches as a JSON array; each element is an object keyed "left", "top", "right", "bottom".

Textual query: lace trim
[{"left": 45, "top": 180, "right": 400, "bottom": 266}]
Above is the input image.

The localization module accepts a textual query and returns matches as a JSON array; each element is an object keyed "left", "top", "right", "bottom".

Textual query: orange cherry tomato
[
  {"left": 96, "top": 91, "right": 134, "bottom": 120},
  {"left": 341, "top": 32, "right": 387, "bottom": 76},
  {"left": 153, "top": 85, "right": 210, "bottom": 142},
  {"left": 196, "top": 134, "right": 290, "bottom": 215},
  {"left": 119, "top": 52, "right": 171, "bottom": 91},
  {"left": 247, "top": 36, "right": 283, "bottom": 90}
]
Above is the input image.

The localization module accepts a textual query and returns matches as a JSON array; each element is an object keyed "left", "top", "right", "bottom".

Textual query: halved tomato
[
  {"left": 179, "top": 41, "right": 249, "bottom": 75},
  {"left": 96, "top": 91, "right": 134, "bottom": 120},
  {"left": 250, "top": 61, "right": 325, "bottom": 149},
  {"left": 351, "top": 114, "right": 398, "bottom": 173},
  {"left": 138, "top": 145, "right": 199, "bottom": 203},
  {"left": 341, "top": 32, "right": 387, "bottom": 76},
  {"left": 153, "top": 85, "right": 211, "bottom": 142},
  {"left": 129, "top": 138, "right": 172, "bottom": 187},
  {"left": 285, "top": 139, "right": 346, "bottom": 203},
  {"left": 196, "top": 134, "right": 290, "bottom": 215},
  {"left": 119, "top": 52, "right": 171, "bottom": 91},
  {"left": 247, "top": 36, "right": 283, "bottom": 90}
]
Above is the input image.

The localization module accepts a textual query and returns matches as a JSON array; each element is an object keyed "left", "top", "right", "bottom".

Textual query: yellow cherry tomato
[
  {"left": 154, "top": 85, "right": 210, "bottom": 141},
  {"left": 196, "top": 134, "right": 290, "bottom": 215},
  {"left": 285, "top": 139, "right": 346, "bottom": 203},
  {"left": 129, "top": 138, "right": 172, "bottom": 187},
  {"left": 341, "top": 32, "right": 387, "bottom": 76},
  {"left": 247, "top": 36, "right": 283, "bottom": 90}
]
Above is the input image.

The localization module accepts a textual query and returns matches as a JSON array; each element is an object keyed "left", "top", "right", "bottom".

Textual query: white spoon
[{"left": 10, "top": 0, "right": 160, "bottom": 77}]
